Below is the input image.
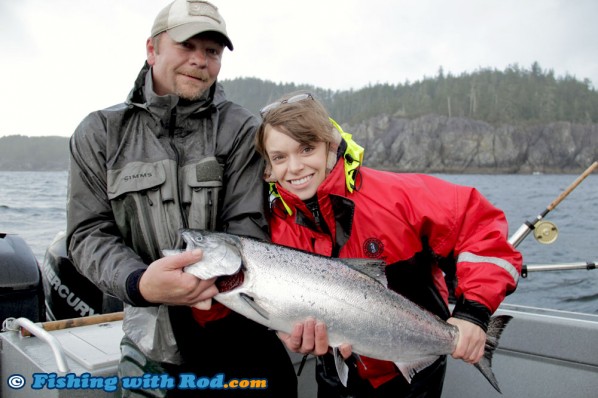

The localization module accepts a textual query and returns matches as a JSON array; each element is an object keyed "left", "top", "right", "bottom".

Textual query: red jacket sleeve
[{"left": 419, "top": 176, "right": 522, "bottom": 313}]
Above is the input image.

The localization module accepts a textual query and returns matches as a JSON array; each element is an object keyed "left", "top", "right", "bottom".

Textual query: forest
[{"left": 222, "top": 62, "right": 598, "bottom": 125}]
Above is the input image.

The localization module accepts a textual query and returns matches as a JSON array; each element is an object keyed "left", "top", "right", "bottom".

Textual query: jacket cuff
[
  {"left": 451, "top": 296, "right": 491, "bottom": 332},
  {"left": 125, "top": 269, "right": 155, "bottom": 307}
]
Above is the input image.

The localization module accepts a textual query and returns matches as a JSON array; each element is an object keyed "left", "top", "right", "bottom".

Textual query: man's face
[{"left": 147, "top": 32, "right": 224, "bottom": 100}]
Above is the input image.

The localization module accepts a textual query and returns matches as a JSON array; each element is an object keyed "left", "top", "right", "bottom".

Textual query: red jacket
[{"left": 268, "top": 143, "right": 522, "bottom": 387}]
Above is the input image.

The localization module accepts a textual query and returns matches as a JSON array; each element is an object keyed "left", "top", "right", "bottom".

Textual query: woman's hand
[
  {"left": 277, "top": 318, "right": 352, "bottom": 358},
  {"left": 447, "top": 317, "right": 486, "bottom": 364}
]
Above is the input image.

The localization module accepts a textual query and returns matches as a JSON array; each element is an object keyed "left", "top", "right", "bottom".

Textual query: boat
[
  {"left": 2, "top": 164, "right": 597, "bottom": 397},
  {"left": 442, "top": 303, "right": 598, "bottom": 397},
  {"left": 2, "top": 235, "right": 597, "bottom": 398}
]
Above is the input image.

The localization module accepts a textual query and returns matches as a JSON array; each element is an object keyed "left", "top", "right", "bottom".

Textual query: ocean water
[{"left": 0, "top": 171, "right": 596, "bottom": 315}]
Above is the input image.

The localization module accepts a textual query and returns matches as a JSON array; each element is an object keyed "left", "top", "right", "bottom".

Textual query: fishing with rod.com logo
[{"left": 6, "top": 372, "right": 268, "bottom": 393}]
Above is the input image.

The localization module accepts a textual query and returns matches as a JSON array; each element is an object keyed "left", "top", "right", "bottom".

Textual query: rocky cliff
[{"left": 346, "top": 114, "right": 598, "bottom": 173}]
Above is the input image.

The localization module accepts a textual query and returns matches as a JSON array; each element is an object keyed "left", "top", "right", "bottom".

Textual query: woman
[{"left": 255, "top": 92, "right": 522, "bottom": 397}]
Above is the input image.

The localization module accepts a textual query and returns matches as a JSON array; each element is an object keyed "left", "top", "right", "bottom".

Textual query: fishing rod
[
  {"left": 520, "top": 260, "right": 597, "bottom": 278},
  {"left": 507, "top": 161, "right": 598, "bottom": 277},
  {"left": 508, "top": 161, "right": 598, "bottom": 248}
]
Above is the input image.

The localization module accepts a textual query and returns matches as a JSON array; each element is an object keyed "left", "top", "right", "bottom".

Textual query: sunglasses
[{"left": 259, "top": 93, "right": 314, "bottom": 117}]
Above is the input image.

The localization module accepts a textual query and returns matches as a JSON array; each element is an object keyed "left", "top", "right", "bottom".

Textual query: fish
[{"left": 164, "top": 229, "right": 511, "bottom": 393}]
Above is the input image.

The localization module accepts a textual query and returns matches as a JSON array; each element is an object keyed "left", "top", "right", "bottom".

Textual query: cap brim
[{"left": 168, "top": 23, "right": 233, "bottom": 50}]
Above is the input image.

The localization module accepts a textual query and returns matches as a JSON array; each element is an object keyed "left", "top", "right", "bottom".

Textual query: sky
[{"left": 1, "top": 0, "right": 597, "bottom": 138}]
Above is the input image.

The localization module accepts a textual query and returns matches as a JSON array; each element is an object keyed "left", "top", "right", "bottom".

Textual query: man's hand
[
  {"left": 277, "top": 318, "right": 352, "bottom": 358},
  {"left": 139, "top": 249, "right": 218, "bottom": 306},
  {"left": 447, "top": 317, "right": 486, "bottom": 364}
]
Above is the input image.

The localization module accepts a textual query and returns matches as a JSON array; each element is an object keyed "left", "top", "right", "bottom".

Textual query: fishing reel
[
  {"left": 510, "top": 161, "right": 596, "bottom": 249},
  {"left": 533, "top": 220, "right": 558, "bottom": 244}
]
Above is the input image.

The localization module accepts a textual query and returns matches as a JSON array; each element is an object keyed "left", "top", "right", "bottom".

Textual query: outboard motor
[
  {"left": 41, "top": 232, "right": 122, "bottom": 321},
  {"left": 0, "top": 233, "right": 45, "bottom": 325}
]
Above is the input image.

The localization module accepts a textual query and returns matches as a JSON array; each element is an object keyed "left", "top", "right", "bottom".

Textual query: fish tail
[{"left": 474, "top": 314, "right": 512, "bottom": 394}]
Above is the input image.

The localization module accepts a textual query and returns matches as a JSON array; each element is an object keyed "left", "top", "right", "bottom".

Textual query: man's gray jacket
[{"left": 66, "top": 62, "right": 268, "bottom": 363}]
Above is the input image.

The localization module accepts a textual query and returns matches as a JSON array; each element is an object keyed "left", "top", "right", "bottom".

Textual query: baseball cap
[{"left": 151, "top": 0, "right": 233, "bottom": 50}]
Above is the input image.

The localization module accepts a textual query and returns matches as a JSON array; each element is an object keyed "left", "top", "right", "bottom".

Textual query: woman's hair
[{"left": 255, "top": 92, "right": 335, "bottom": 160}]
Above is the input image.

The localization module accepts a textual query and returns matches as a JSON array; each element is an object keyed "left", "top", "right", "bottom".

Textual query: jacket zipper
[
  {"left": 141, "top": 190, "right": 161, "bottom": 259},
  {"left": 305, "top": 199, "right": 337, "bottom": 256},
  {"left": 167, "top": 107, "right": 188, "bottom": 229},
  {"left": 206, "top": 189, "right": 213, "bottom": 230}
]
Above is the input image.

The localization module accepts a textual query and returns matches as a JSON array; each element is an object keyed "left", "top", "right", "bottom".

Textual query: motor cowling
[
  {"left": 41, "top": 232, "right": 122, "bottom": 320},
  {"left": 0, "top": 233, "right": 45, "bottom": 325}
]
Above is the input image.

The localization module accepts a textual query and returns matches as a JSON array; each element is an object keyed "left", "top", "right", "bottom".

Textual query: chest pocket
[
  {"left": 182, "top": 156, "right": 223, "bottom": 231},
  {"left": 107, "top": 160, "right": 179, "bottom": 261}
]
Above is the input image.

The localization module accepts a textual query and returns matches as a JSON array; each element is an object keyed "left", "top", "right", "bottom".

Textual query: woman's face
[{"left": 264, "top": 125, "right": 328, "bottom": 200}]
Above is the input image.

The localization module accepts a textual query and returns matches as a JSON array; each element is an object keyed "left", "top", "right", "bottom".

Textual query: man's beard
[
  {"left": 176, "top": 87, "right": 207, "bottom": 101},
  {"left": 175, "top": 69, "right": 212, "bottom": 101}
]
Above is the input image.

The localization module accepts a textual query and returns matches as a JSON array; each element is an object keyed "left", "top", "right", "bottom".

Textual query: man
[{"left": 66, "top": 1, "right": 297, "bottom": 397}]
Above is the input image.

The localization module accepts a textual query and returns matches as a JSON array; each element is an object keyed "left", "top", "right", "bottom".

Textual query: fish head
[{"left": 173, "top": 229, "right": 244, "bottom": 280}]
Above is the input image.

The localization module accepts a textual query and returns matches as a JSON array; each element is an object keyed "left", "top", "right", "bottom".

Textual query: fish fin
[
  {"left": 355, "top": 353, "right": 367, "bottom": 370},
  {"left": 333, "top": 347, "right": 350, "bottom": 387},
  {"left": 473, "top": 314, "right": 512, "bottom": 393},
  {"left": 341, "top": 259, "right": 388, "bottom": 286},
  {"left": 239, "top": 293, "right": 270, "bottom": 320},
  {"left": 395, "top": 356, "right": 439, "bottom": 383}
]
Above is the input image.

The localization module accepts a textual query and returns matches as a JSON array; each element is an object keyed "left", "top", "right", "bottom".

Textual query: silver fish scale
[{"left": 214, "top": 235, "right": 459, "bottom": 363}]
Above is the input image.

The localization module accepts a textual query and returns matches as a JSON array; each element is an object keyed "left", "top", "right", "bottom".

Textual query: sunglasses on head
[{"left": 259, "top": 93, "right": 314, "bottom": 117}]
